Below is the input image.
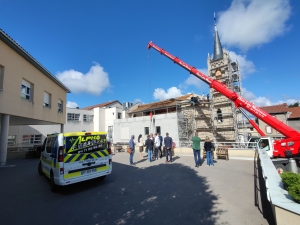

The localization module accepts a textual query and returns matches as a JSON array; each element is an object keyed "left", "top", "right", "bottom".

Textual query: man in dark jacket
[
  {"left": 164, "top": 132, "right": 173, "bottom": 163},
  {"left": 158, "top": 133, "right": 163, "bottom": 158},
  {"left": 144, "top": 135, "right": 154, "bottom": 163}
]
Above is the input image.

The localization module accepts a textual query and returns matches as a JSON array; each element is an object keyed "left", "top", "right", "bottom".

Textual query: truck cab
[{"left": 258, "top": 137, "right": 274, "bottom": 158}]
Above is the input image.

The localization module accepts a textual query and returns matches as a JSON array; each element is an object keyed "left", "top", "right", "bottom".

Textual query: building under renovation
[
  {"left": 119, "top": 21, "right": 250, "bottom": 147},
  {"left": 206, "top": 21, "right": 246, "bottom": 143}
]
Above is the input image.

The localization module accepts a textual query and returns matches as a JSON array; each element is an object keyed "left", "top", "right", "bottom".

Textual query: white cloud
[
  {"left": 228, "top": 51, "right": 255, "bottom": 76},
  {"left": 153, "top": 87, "right": 183, "bottom": 101},
  {"left": 133, "top": 98, "right": 145, "bottom": 104},
  {"left": 56, "top": 62, "right": 110, "bottom": 95},
  {"left": 242, "top": 88, "right": 300, "bottom": 107},
  {"left": 133, "top": 98, "right": 142, "bottom": 104},
  {"left": 218, "top": 0, "right": 291, "bottom": 51},
  {"left": 66, "top": 101, "right": 79, "bottom": 108}
]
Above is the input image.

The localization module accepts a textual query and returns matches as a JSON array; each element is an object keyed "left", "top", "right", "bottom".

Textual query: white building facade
[
  {"left": 113, "top": 113, "right": 179, "bottom": 145},
  {"left": 7, "top": 101, "right": 124, "bottom": 148}
]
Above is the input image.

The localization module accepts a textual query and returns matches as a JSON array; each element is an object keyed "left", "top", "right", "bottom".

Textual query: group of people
[
  {"left": 128, "top": 132, "right": 174, "bottom": 165},
  {"left": 128, "top": 131, "right": 215, "bottom": 167},
  {"left": 192, "top": 132, "right": 214, "bottom": 167}
]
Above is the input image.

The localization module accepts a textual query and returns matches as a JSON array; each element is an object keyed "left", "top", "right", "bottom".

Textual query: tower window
[{"left": 217, "top": 109, "right": 223, "bottom": 123}]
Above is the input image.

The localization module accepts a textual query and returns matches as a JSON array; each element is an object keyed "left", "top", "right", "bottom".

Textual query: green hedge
[{"left": 281, "top": 172, "right": 300, "bottom": 203}]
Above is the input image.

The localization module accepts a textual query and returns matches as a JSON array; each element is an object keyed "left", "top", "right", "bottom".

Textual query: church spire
[{"left": 212, "top": 13, "right": 223, "bottom": 61}]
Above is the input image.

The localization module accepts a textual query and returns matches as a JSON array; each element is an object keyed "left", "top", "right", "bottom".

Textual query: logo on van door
[{"left": 66, "top": 135, "right": 107, "bottom": 154}]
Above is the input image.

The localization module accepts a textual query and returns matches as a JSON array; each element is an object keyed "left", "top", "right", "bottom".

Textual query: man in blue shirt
[{"left": 164, "top": 132, "right": 173, "bottom": 163}]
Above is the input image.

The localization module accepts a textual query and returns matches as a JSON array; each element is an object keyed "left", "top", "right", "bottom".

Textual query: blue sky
[{"left": 1, "top": 0, "right": 299, "bottom": 108}]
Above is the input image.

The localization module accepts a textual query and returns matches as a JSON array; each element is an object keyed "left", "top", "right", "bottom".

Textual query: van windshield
[{"left": 65, "top": 135, "right": 107, "bottom": 154}]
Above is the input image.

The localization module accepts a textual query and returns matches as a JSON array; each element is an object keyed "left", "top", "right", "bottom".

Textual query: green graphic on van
[{"left": 66, "top": 135, "right": 107, "bottom": 154}]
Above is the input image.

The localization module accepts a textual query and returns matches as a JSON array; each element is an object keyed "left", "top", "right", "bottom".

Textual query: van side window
[
  {"left": 51, "top": 138, "right": 58, "bottom": 156},
  {"left": 46, "top": 137, "right": 54, "bottom": 153}
]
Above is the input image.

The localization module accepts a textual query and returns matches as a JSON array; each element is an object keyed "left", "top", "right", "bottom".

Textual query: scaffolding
[
  {"left": 176, "top": 96, "right": 214, "bottom": 147},
  {"left": 208, "top": 53, "right": 247, "bottom": 143}
]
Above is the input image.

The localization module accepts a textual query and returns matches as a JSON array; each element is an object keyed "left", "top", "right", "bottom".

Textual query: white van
[{"left": 38, "top": 132, "right": 112, "bottom": 192}]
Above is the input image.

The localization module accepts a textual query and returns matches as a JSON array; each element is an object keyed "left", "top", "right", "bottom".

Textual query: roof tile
[
  {"left": 82, "top": 100, "right": 120, "bottom": 110},
  {"left": 259, "top": 103, "right": 288, "bottom": 114},
  {"left": 130, "top": 94, "right": 196, "bottom": 113}
]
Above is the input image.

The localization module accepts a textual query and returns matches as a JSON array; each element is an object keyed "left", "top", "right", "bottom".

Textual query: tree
[{"left": 288, "top": 102, "right": 300, "bottom": 108}]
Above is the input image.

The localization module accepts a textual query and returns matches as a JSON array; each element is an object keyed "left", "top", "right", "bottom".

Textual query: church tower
[{"left": 207, "top": 16, "right": 244, "bottom": 142}]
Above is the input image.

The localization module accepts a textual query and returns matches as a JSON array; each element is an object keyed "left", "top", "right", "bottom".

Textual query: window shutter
[
  {"left": 22, "top": 79, "right": 31, "bottom": 88},
  {"left": 44, "top": 92, "right": 50, "bottom": 104}
]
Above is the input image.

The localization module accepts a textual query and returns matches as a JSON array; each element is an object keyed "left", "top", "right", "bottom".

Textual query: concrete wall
[
  {"left": 288, "top": 120, "right": 300, "bottom": 132},
  {"left": 65, "top": 108, "right": 94, "bottom": 133},
  {"left": 113, "top": 113, "right": 179, "bottom": 144},
  {"left": 0, "top": 40, "right": 67, "bottom": 124},
  {"left": 258, "top": 114, "right": 287, "bottom": 138},
  {"left": 8, "top": 124, "right": 60, "bottom": 145},
  {"left": 93, "top": 108, "right": 105, "bottom": 132}
]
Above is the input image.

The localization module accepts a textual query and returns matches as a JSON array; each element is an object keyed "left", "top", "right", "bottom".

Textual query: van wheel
[
  {"left": 50, "top": 173, "right": 58, "bottom": 192},
  {"left": 275, "top": 164, "right": 286, "bottom": 174},
  {"left": 38, "top": 162, "right": 43, "bottom": 176}
]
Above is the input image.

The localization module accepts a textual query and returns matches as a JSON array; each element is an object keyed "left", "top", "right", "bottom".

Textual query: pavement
[{"left": 0, "top": 152, "right": 273, "bottom": 225}]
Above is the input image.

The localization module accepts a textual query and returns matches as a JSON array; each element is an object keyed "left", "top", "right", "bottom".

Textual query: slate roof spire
[{"left": 212, "top": 13, "right": 223, "bottom": 61}]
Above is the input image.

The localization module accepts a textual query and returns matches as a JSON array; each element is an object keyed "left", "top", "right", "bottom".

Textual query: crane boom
[{"left": 147, "top": 41, "right": 300, "bottom": 139}]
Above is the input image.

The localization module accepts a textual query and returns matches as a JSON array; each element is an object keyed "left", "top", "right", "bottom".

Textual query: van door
[
  {"left": 41, "top": 136, "right": 56, "bottom": 178},
  {"left": 63, "top": 134, "right": 110, "bottom": 181}
]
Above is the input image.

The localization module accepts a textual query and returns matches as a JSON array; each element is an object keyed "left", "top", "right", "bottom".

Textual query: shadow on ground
[{"left": 0, "top": 158, "right": 225, "bottom": 225}]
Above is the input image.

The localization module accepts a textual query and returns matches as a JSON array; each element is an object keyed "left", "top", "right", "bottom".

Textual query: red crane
[{"left": 147, "top": 41, "right": 300, "bottom": 158}]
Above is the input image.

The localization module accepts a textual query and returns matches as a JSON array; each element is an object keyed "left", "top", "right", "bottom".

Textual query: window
[
  {"left": 0, "top": 65, "right": 4, "bottom": 90},
  {"left": 58, "top": 99, "right": 63, "bottom": 112},
  {"left": 7, "top": 135, "right": 16, "bottom": 146},
  {"left": 156, "top": 126, "right": 161, "bottom": 134},
  {"left": 21, "top": 79, "right": 33, "bottom": 101},
  {"left": 46, "top": 137, "right": 55, "bottom": 153},
  {"left": 107, "top": 126, "right": 113, "bottom": 138},
  {"left": 144, "top": 127, "right": 149, "bottom": 135},
  {"left": 265, "top": 126, "right": 272, "bottom": 134},
  {"left": 217, "top": 109, "right": 223, "bottom": 123},
  {"left": 118, "top": 112, "right": 122, "bottom": 119},
  {"left": 83, "top": 114, "right": 94, "bottom": 122},
  {"left": 43, "top": 92, "right": 51, "bottom": 107},
  {"left": 67, "top": 113, "right": 80, "bottom": 121},
  {"left": 22, "top": 135, "right": 42, "bottom": 144}
]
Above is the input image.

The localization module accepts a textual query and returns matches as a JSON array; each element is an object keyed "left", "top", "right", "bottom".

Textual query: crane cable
[{"left": 147, "top": 49, "right": 152, "bottom": 104}]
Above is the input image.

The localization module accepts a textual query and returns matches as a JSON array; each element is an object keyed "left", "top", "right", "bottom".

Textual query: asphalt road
[{"left": 0, "top": 153, "right": 273, "bottom": 225}]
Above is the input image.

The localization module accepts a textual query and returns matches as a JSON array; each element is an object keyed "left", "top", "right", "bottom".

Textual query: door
[{"left": 41, "top": 136, "right": 56, "bottom": 177}]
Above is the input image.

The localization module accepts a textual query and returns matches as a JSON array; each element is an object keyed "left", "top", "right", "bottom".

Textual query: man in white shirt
[{"left": 154, "top": 133, "right": 161, "bottom": 160}]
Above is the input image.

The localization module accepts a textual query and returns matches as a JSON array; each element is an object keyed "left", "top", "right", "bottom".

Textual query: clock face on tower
[{"left": 215, "top": 70, "right": 222, "bottom": 78}]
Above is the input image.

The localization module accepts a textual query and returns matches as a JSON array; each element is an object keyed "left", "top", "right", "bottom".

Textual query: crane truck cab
[
  {"left": 258, "top": 137, "right": 273, "bottom": 158},
  {"left": 38, "top": 131, "right": 112, "bottom": 192},
  {"left": 259, "top": 137, "right": 300, "bottom": 173}
]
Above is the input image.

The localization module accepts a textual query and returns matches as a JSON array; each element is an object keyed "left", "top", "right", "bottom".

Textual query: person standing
[
  {"left": 158, "top": 133, "right": 163, "bottom": 158},
  {"left": 138, "top": 134, "right": 144, "bottom": 159},
  {"left": 204, "top": 136, "right": 214, "bottom": 166},
  {"left": 150, "top": 133, "right": 155, "bottom": 160},
  {"left": 164, "top": 132, "right": 173, "bottom": 163},
  {"left": 144, "top": 135, "right": 154, "bottom": 163},
  {"left": 154, "top": 133, "right": 161, "bottom": 160},
  {"left": 192, "top": 132, "right": 201, "bottom": 167},
  {"left": 129, "top": 135, "right": 135, "bottom": 165}
]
